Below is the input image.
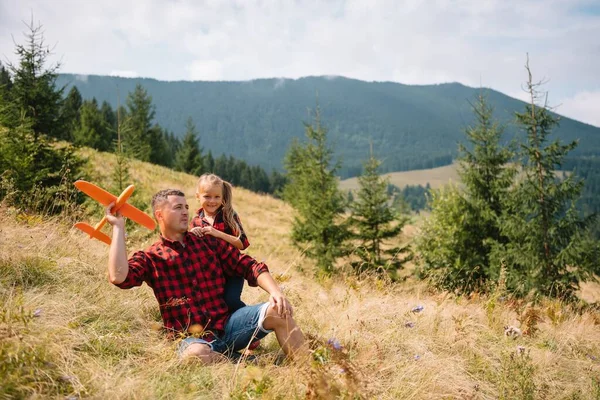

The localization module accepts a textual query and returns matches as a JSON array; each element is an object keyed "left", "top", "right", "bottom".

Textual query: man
[{"left": 106, "top": 188, "right": 306, "bottom": 363}]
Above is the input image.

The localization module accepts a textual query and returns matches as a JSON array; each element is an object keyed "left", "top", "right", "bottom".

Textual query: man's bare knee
[
  {"left": 263, "top": 306, "right": 299, "bottom": 331},
  {"left": 181, "top": 343, "right": 212, "bottom": 360}
]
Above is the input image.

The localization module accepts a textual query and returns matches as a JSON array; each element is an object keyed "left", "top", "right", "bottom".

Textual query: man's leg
[
  {"left": 262, "top": 304, "right": 308, "bottom": 360},
  {"left": 179, "top": 338, "right": 227, "bottom": 364}
]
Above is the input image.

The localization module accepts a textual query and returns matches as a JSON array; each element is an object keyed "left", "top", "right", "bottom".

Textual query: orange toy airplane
[{"left": 73, "top": 180, "right": 156, "bottom": 245}]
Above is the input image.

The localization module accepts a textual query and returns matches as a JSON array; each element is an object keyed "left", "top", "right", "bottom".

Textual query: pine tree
[
  {"left": 349, "top": 150, "right": 412, "bottom": 278},
  {"left": 165, "top": 131, "right": 182, "bottom": 167},
  {"left": 283, "top": 107, "right": 349, "bottom": 274},
  {"left": 269, "top": 169, "right": 287, "bottom": 197},
  {"left": 100, "top": 101, "right": 117, "bottom": 137},
  {"left": 416, "top": 93, "right": 515, "bottom": 294},
  {"left": 124, "top": 84, "right": 154, "bottom": 161},
  {"left": 73, "top": 98, "right": 112, "bottom": 151},
  {"left": 111, "top": 99, "right": 131, "bottom": 193},
  {"left": 61, "top": 86, "right": 82, "bottom": 141},
  {"left": 0, "top": 62, "right": 15, "bottom": 126},
  {"left": 204, "top": 150, "right": 215, "bottom": 173},
  {"left": 6, "top": 19, "right": 66, "bottom": 140},
  {"left": 174, "top": 117, "right": 203, "bottom": 175},
  {"left": 0, "top": 62, "right": 12, "bottom": 91},
  {"left": 0, "top": 113, "right": 84, "bottom": 214},
  {"left": 496, "top": 58, "right": 599, "bottom": 298}
]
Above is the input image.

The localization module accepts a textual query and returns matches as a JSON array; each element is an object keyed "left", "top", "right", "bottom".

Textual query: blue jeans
[
  {"left": 224, "top": 276, "right": 246, "bottom": 312},
  {"left": 178, "top": 303, "right": 271, "bottom": 357}
]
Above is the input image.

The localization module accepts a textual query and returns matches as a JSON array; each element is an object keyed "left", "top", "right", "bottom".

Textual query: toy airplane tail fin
[{"left": 74, "top": 222, "right": 111, "bottom": 245}]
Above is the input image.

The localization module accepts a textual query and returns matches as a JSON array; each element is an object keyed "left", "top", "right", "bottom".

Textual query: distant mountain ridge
[{"left": 57, "top": 74, "right": 600, "bottom": 177}]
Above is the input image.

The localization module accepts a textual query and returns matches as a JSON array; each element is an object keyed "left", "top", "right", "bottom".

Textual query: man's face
[{"left": 156, "top": 195, "right": 189, "bottom": 233}]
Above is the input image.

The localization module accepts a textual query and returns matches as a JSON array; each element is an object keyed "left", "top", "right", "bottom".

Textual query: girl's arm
[{"left": 201, "top": 226, "right": 245, "bottom": 249}]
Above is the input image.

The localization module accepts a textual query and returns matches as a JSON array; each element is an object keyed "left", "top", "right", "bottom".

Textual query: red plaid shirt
[
  {"left": 191, "top": 208, "right": 250, "bottom": 250},
  {"left": 114, "top": 232, "right": 268, "bottom": 340}
]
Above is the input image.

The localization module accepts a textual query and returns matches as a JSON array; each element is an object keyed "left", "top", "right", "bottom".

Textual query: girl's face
[{"left": 196, "top": 183, "right": 223, "bottom": 215}]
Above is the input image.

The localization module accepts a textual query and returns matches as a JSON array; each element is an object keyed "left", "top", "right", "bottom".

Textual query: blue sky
[{"left": 1, "top": 0, "right": 599, "bottom": 127}]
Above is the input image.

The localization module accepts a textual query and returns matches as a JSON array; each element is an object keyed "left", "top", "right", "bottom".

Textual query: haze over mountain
[{"left": 58, "top": 74, "right": 600, "bottom": 177}]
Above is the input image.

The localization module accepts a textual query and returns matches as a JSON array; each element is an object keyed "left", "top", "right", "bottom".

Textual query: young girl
[{"left": 190, "top": 173, "right": 250, "bottom": 312}]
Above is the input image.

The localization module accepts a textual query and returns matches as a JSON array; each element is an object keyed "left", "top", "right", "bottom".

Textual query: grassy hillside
[
  {"left": 2, "top": 149, "right": 600, "bottom": 399},
  {"left": 339, "top": 163, "right": 569, "bottom": 192},
  {"left": 339, "top": 163, "right": 461, "bottom": 192}
]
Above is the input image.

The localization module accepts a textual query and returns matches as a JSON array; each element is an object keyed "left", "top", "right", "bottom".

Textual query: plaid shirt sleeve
[
  {"left": 208, "top": 236, "right": 267, "bottom": 287},
  {"left": 233, "top": 211, "right": 250, "bottom": 250},
  {"left": 113, "top": 250, "right": 151, "bottom": 289}
]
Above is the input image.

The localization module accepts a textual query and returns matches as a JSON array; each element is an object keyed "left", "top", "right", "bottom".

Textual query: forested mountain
[{"left": 57, "top": 74, "right": 600, "bottom": 177}]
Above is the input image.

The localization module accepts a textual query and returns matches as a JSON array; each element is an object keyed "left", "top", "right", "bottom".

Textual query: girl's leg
[{"left": 224, "top": 276, "right": 246, "bottom": 312}]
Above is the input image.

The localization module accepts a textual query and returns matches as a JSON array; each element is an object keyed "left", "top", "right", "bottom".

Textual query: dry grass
[
  {"left": 1, "top": 150, "right": 599, "bottom": 399},
  {"left": 339, "top": 163, "right": 461, "bottom": 192},
  {"left": 339, "top": 162, "right": 571, "bottom": 193}
]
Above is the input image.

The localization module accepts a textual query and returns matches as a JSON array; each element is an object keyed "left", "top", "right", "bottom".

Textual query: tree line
[{"left": 282, "top": 61, "right": 599, "bottom": 300}]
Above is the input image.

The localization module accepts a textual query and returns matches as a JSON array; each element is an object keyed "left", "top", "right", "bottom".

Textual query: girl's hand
[
  {"left": 200, "top": 226, "right": 219, "bottom": 238},
  {"left": 190, "top": 227, "right": 204, "bottom": 237}
]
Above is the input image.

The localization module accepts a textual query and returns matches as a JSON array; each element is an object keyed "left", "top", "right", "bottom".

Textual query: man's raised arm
[{"left": 105, "top": 203, "right": 129, "bottom": 284}]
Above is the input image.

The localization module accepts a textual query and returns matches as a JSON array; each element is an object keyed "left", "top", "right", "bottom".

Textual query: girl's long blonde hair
[{"left": 196, "top": 173, "right": 240, "bottom": 236}]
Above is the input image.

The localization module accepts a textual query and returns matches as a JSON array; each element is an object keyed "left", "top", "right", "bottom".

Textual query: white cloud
[
  {"left": 110, "top": 70, "right": 138, "bottom": 78},
  {"left": 558, "top": 90, "right": 600, "bottom": 127},
  {"left": 0, "top": 0, "right": 598, "bottom": 125},
  {"left": 273, "top": 78, "right": 287, "bottom": 89},
  {"left": 186, "top": 60, "right": 223, "bottom": 81}
]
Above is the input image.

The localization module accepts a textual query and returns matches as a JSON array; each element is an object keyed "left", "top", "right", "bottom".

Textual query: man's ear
[{"left": 154, "top": 208, "right": 163, "bottom": 222}]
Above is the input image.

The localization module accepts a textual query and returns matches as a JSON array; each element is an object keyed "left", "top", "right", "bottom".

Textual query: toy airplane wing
[
  {"left": 74, "top": 180, "right": 156, "bottom": 230},
  {"left": 119, "top": 203, "right": 156, "bottom": 231}
]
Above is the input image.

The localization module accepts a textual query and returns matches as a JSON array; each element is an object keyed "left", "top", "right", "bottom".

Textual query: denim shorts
[{"left": 178, "top": 302, "right": 272, "bottom": 357}]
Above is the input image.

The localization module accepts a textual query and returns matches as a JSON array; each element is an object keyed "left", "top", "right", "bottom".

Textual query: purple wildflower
[
  {"left": 33, "top": 309, "right": 42, "bottom": 318},
  {"left": 327, "top": 338, "right": 342, "bottom": 350},
  {"left": 411, "top": 305, "right": 424, "bottom": 313}
]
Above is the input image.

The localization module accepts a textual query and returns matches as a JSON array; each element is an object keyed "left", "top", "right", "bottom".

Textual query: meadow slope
[{"left": 1, "top": 150, "right": 599, "bottom": 399}]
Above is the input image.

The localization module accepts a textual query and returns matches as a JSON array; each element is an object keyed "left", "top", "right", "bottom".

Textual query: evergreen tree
[
  {"left": 494, "top": 60, "right": 599, "bottom": 298},
  {"left": 349, "top": 150, "right": 412, "bottom": 278},
  {"left": 174, "top": 117, "right": 203, "bottom": 174},
  {"left": 100, "top": 100, "right": 117, "bottom": 136},
  {"left": 416, "top": 93, "right": 515, "bottom": 294},
  {"left": 148, "top": 124, "right": 170, "bottom": 166},
  {"left": 73, "top": 98, "right": 112, "bottom": 151},
  {"left": 283, "top": 108, "right": 349, "bottom": 274},
  {"left": 124, "top": 84, "right": 154, "bottom": 161},
  {"left": 61, "top": 86, "right": 82, "bottom": 141},
  {"left": 6, "top": 19, "right": 66, "bottom": 140},
  {"left": 0, "top": 62, "right": 12, "bottom": 91},
  {"left": 0, "top": 114, "right": 84, "bottom": 214},
  {"left": 165, "top": 130, "right": 182, "bottom": 167},
  {"left": 269, "top": 169, "right": 287, "bottom": 197},
  {"left": 111, "top": 94, "right": 131, "bottom": 193},
  {"left": 213, "top": 154, "right": 229, "bottom": 179},
  {"left": 204, "top": 150, "right": 215, "bottom": 173},
  {"left": 0, "top": 62, "right": 15, "bottom": 126}
]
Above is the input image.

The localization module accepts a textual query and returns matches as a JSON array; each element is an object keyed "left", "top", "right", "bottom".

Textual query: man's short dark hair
[{"left": 151, "top": 189, "right": 185, "bottom": 216}]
